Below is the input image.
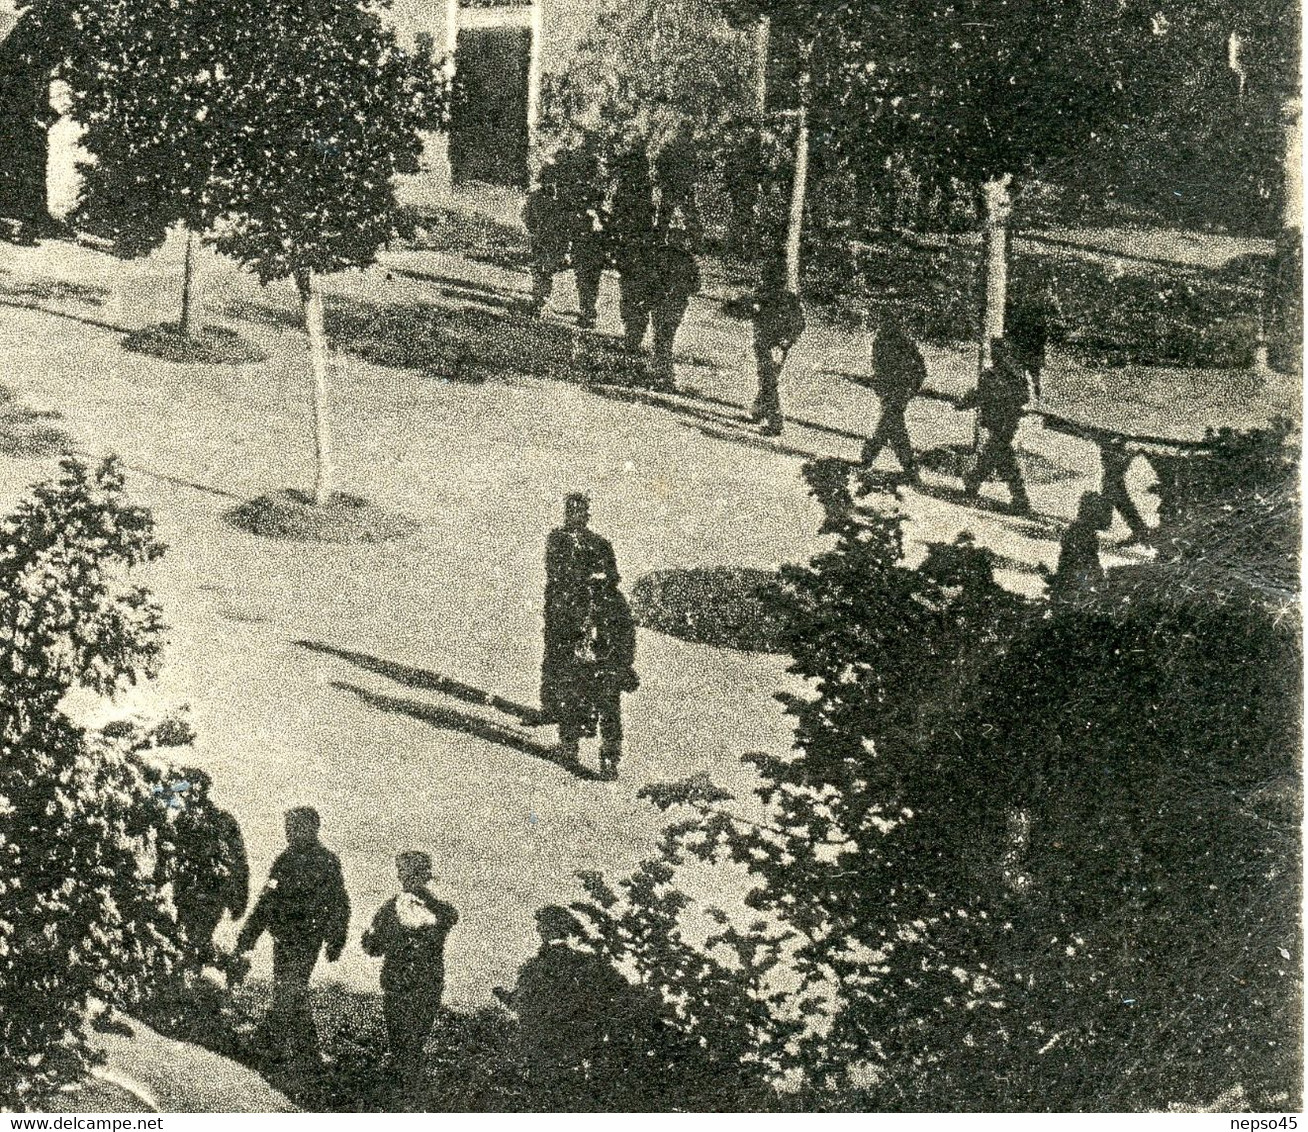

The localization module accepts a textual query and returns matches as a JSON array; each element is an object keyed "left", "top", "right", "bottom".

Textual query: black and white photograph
[{"left": 0, "top": 0, "right": 1301, "bottom": 1115}]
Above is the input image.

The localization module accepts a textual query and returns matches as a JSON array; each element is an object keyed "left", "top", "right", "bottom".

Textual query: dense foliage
[
  {"left": 0, "top": 458, "right": 190, "bottom": 1108},
  {"left": 571, "top": 458, "right": 1300, "bottom": 1110},
  {"left": 34, "top": 0, "right": 448, "bottom": 285}
]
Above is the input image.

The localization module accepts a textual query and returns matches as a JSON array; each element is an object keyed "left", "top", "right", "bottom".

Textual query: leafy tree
[
  {"left": 50, "top": 0, "right": 240, "bottom": 339},
  {"left": 208, "top": 0, "right": 446, "bottom": 505},
  {"left": 0, "top": 457, "right": 188, "bottom": 1108},
  {"left": 37, "top": 0, "right": 447, "bottom": 502}
]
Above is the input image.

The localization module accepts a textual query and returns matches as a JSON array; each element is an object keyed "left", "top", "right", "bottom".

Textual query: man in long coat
[
  {"left": 609, "top": 144, "right": 658, "bottom": 354},
  {"left": 540, "top": 494, "right": 619, "bottom": 762}
]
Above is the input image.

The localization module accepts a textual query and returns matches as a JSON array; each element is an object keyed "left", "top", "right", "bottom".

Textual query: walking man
[
  {"left": 860, "top": 316, "right": 927, "bottom": 481},
  {"left": 494, "top": 906, "right": 638, "bottom": 1108},
  {"left": 575, "top": 572, "right": 638, "bottom": 779},
  {"left": 610, "top": 144, "right": 658, "bottom": 355},
  {"left": 647, "top": 138, "right": 703, "bottom": 389},
  {"left": 362, "top": 851, "right": 459, "bottom": 1085},
  {"left": 1099, "top": 434, "right": 1151, "bottom": 543},
  {"left": 957, "top": 339, "right": 1033, "bottom": 515},
  {"left": 749, "top": 257, "right": 806, "bottom": 437},
  {"left": 1007, "top": 266, "right": 1061, "bottom": 401},
  {"left": 170, "top": 768, "right": 249, "bottom": 974},
  {"left": 233, "top": 806, "right": 350, "bottom": 1070},
  {"left": 523, "top": 161, "right": 569, "bottom": 319},
  {"left": 556, "top": 143, "right": 609, "bottom": 329}
]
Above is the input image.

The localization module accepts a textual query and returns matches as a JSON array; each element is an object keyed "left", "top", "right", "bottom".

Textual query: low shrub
[{"left": 629, "top": 566, "right": 786, "bottom": 654}]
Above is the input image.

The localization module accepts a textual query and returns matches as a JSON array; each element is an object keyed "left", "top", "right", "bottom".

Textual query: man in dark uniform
[
  {"left": 541, "top": 494, "right": 619, "bottom": 764},
  {"left": 494, "top": 905, "right": 638, "bottom": 1109},
  {"left": 524, "top": 161, "right": 569, "bottom": 319},
  {"left": 957, "top": 339, "right": 1032, "bottom": 515},
  {"left": 575, "top": 573, "right": 639, "bottom": 780},
  {"left": 1099, "top": 434, "right": 1151, "bottom": 543},
  {"left": 647, "top": 138, "right": 703, "bottom": 390},
  {"left": 362, "top": 851, "right": 459, "bottom": 1085},
  {"left": 1044, "top": 490, "right": 1113, "bottom": 600},
  {"left": 749, "top": 256, "right": 806, "bottom": 437},
  {"left": 233, "top": 806, "right": 350, "bottom": 1069},
  {"left": 554, "top": 144, "right": 609, "bottom": 330},
  {"left": 170, "top": 768, "right": 249, "bottom": 974},
  {"left": 609, "top": 144, "right": 658, "bottom": 354},
  {"left": 860, "top": 316, "right": 928, "bottom": 481},
  {"left": 1007, "top": 267, "right": 1061, "bottom": 401}
]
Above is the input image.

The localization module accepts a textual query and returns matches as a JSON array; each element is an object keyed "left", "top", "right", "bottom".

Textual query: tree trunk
[
  {"left": 784, "top": 96, "right": 810, "bottom": 293},
  {"left": 753, "top": 16, "right": 770, "bottom": 118},
  {"left": 179, "top": 228, "right": 201, "bottom": 339},
  {"left": 297, "top": 270, "right": 335, "bottom": 507},
  {"left": 1266, "top": 95, "right": 1303, "bottom": 374},
  {"left": 977, "top": 173, "right": 1014, "bottom": 372}
]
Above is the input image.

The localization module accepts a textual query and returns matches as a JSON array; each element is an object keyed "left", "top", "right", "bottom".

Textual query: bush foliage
[{"left": 0, "top": 458, "right": 194, "bottom": 1108}]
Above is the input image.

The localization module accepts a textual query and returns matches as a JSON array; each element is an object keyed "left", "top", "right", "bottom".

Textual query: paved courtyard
[{"left": 0, "top": 229, "right": 1295, "bottom": 1007}]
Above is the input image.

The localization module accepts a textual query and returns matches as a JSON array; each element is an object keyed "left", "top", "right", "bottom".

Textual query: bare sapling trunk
[
  {"left": 179, "top": 228, "right": 201, "bottom": 339},
  {"left": 978, "top": 173, "right": 1014, "bottom": 372},
  {"left": 297, "top": 269, "right": 335, "bottom": 506},
  {"left": 753, "top": 15, "right": 770, "bottom": 118},
  {"left": 784, "top": 49, "right": 812, "bottom": 294}
]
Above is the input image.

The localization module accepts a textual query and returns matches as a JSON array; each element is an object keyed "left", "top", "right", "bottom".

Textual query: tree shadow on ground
[
  {"left": 330, "top": 681, "right": 599, "bottom": 780},
  {"left": 224, "top": 294, "right": 643, "bottom": 387},
  {"left": 0, "top": 273, "right": 109, "bottom": 306},
  {"left": 0, "top": 385, "right": 71, "bottom": 458},
  {"left": 0, "top": 296, "right": 133, "bottom": 336},
  {"left": 295, "top": 639, "right": 540, "bottom": 722}
]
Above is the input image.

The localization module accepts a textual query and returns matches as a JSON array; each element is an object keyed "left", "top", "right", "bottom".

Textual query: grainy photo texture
[{"left": 0, "top": 0, "right": 1301, "bottom": 1115}]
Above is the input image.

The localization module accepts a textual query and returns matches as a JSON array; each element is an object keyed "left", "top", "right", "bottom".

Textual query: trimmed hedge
[{"left": 630, "top": 566, "right": 786, "bottom": 654}]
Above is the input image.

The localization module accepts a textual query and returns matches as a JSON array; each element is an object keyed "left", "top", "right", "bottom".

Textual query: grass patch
[
  {"left": 225, "top": 489, "right": 418, "bottom": 544},
  {"left": 123, "top": 323, "right": 269, "bottom": 366},
  {"left": 630, "top": 566, "right": 787, "bottom": 653}
]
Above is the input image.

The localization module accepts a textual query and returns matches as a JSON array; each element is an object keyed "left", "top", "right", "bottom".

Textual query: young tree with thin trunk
[
  {"left": 43, "top": 0, "right": 235, "bottom": 340},
  {"left": 208, "top": 0, "right": 445, "bottom": 506}
]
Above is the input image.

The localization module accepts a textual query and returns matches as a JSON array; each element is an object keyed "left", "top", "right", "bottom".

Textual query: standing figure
[
  {"left": 575, "top": 573, "right": 638, "bottom": 780},
  {"left": 647, "top": 139, "right": 703, "bottom": 390},
  {"left": 860, "top": 316, "right": 927, "bottom": 481},
  {"left": 493, "top": 906, "right": 638, "bottom": 1109},
  {"left": 555, "top": 144, "right": 609, "bottom": 329},
  {"left": 234, "top": 806, "right": 350, "bottom": 1070},
  {"left": 1098, "top": 435, "right": 1151, "bottom": 543},
  {"left": 1007, "top": 266, "right": 1061, "bottom": 400},
  {"left": 541, "top": 494, "right": 623, "bottom": 768},
  {"left": 749, "top": 256, "right": 806, "bottom": 437},
  {"left": 609, "top": 144, "right": 658, "bottom": 354},
  {"left": 958, "top": 339, "right": 1033, "bottom": 515},
  {"left": 523, "top": 162, "right": 569, "bottom": 319},
  {"left": 362, "top": 851, "right": 459, "bottom": 1084},
  {"left": 170, "top": 768, "right": 250, "bottom": 974},
  {"left": 1045, "top": 490, "right": 1113, "bottom": 600}
]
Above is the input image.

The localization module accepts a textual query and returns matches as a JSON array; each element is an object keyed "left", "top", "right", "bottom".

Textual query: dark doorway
[{"left": 449, "top": 25, "right": 532, "bottom": 189}]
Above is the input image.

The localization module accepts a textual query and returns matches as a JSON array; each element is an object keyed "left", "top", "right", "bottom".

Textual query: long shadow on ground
[
  {"left": 296, "top": 640, "right": 540, "bottom": 722},
  {"left": 330, "top": 681, "right": 598, "bottom": 781}
]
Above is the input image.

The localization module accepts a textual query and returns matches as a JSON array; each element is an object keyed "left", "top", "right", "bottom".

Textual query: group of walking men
[{"left": 525, "top": 137, "right": 703, "bottom": 389}]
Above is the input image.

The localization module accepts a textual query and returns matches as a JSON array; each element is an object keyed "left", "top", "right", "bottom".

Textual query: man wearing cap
[
  {"left": 957, "top": 338, "right": 1033, "bottom": 515},
  {"left": 363, "top": 851, "right": 459, "bottom": 1084},
  {"left": 494, "top": 906, "right": 636, "bottom": 1106},
  {"left": 234, "top": 806, "right": 350, "bottom": 1069},
  {"left": 541, "top": 495, "right": 619, "bottom": 752}
]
